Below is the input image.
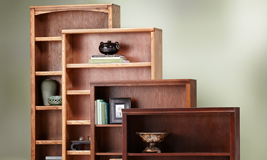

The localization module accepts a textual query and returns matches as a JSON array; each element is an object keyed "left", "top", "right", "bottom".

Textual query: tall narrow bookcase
[
  {"left": 30, "top": 4, "right": 120, "bottom": 160},
  {"left": 61, "top": 27, "right": 163, "bottom": 160}
]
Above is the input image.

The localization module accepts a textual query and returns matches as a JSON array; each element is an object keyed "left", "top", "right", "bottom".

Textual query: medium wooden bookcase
[
  {"left": 61, "top": 28, "right": 163, "bottom": 160},
  {"left": 89, "top": 79, "right": 197, "bottom": 160},
  {"left": 122, "top": 108, "right": 240, "bottom": 160},
  {"left": 30, "top": 4, "right": 120, "bottom": 160}
]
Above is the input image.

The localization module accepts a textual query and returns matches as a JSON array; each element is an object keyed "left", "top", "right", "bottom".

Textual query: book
[
  {"left": 92, "top": 55, "right": 121, "bottom": 57},
  {"left": 104, "top": 103, "right": 109, "bottom": 124},
  {"left": 95, "top": 99, "right": 104, "bottom": 124},
  {"left": 91, "top": 55, "right": 125, "bottom": 59},
  {"left": 89, "top": 58, "right": 123, "bottom": 64},
  {"left": 45, "top": 156, "right": 62, "bottom": 160},
  {"left": 101, "top": 102, "right": 105, "bottom": 124}
]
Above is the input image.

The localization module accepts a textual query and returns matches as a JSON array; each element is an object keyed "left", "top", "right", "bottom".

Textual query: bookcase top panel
[
  {"left": 30, "top": 4, "right": 118, "bottom": 15},
  {"left": 122, "top": 107, "right": 239, "bottom": 114},
  {"left": 90, "top": 79, "right": 196, "bottom": 86}
]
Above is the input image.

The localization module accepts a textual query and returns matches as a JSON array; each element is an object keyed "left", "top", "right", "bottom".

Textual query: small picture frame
[{"left": 109, "top": 98, "right": 131, "bottom": 124}]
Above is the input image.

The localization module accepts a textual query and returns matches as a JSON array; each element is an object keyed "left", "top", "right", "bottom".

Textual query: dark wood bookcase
[
  {"left": 122, "top": 108, "right": 240, "bottom": 160},
  {"left": 90, "top": 79, "right": 197, "bottom": 160}
]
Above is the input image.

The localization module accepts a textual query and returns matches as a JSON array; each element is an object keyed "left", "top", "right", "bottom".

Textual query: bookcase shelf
[
  {"left": 36, "top": 106, "right": 62, "bottom": 110},
  {"left": 67, "top": 150, "right": 91, "bottom": 155},
  {"left": 67, "top": 90, "right": 91, "bottom": 95},
  {"left": 95, "top": 124, "right": 122, "bottom": 127},
  {"left": 31, "top": 4, "right": 120, "bottom": 160},
  {"left": 35, "top": 71, "right": 62, "bottom": 76},
  {"left": 36, "top": 140, "right": 62, "bottom": 145},
  {"left": 67, "top": 120, "right": 91, "bottom": 125},
  {"left": 35, "top": 37, "right": 62, "bottom": 41},
  {"left": 96, "top": 152, "right": 123, "bottom": 156},
  {"left": 66, "top": 62, "right": 151, "bottom": 68}
]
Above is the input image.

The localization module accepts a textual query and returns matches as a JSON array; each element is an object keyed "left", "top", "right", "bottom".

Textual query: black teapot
[{"left": 99, "top": 40, "right": 120, "bottom": 55}]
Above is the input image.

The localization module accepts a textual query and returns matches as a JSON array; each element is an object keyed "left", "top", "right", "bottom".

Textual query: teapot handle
[{"left": 115, "top": 42, "right": 120, "bottom": 50}]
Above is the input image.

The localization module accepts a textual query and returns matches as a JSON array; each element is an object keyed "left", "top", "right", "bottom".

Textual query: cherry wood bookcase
[
  {"left": 30, "top": 4, "right": 120, "bottom": 160},
  {"left": 89, "top": 79, "right": 197, "bottom": 160},
  {"left": 61, "top": 28, "right": 163, "bottom": 160},
  {"left": 122, "top": 108, "right": 240, "bottom": 160}
]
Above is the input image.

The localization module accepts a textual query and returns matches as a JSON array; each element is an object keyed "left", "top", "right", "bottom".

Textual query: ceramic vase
[{"left": 41, "top": 79, "right": 57, "bottom": 106}]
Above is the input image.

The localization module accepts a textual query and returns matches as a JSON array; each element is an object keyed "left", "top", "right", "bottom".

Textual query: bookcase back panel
[
  {"left": 95, "top": 155, "right": 122, "bottom": 160},
  {"left": 127, "top": 114, "right": 230, "bottom": 153},
  {"left": 66, "top": 95, "right": 90, "bottom": 120},
  {"left": 67, "top": 68, "right": 151, "bottom": 90},
  {"left": 36, "top": 145, "right": 62, "bottom": 160},
  {"left": 35, "top": 76, "right": 62, "bottom": 106},
  {"left": 95, "top": 86, "right": 187, "bottom": 108},
  {"left": 67, "top": 125, "right": 91, "bottom": 150},
  {"left": 36, "top": 110, "right": 62, "bottom": 140},
  {"left": 68, "top": 155, "right": 91, "bottom": 160},
  {"left": 35, "top": 11, "right": 108, "bottom": 37},
  {"left": 68, "top": 32, "right": 151, "bottom": 63},
  {"left": 95, "top": 127, "right": 122, "bottom": 152},
  {"left": 127, "top": 157, "right": 229, "bottom": 160},
  {"left": 35, "top": 41, "right": 62, "bottom": 71}
]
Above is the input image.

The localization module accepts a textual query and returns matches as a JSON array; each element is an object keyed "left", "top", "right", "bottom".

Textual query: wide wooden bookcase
[
  {"left": 122, "top": 108, "right": 240, "bottom": 160},
  {"left": 89, "top": 79, "right": 197, "bottom": 160},
  {"left": 30, "top": 4, "right": 120, "bottom": 160}
]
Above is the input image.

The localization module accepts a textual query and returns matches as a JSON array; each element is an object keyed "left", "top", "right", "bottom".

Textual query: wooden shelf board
[
  {"left": 67, "top": 62, "right": 151, "bottom": 68},
  {"left": 35, "top": 71, "right": 62, "bottom": 76},
  {"left": 36, "top": 106, "right": 62, "bottom": 110},
  {"left": 95, "top": 124, "right": 122, "bottom": 127},
  {"left": 67, "top": 90, "right": 90, "bottom": 95},
  {"left": 96, "top": 152, "right": 122, "bottom": 156},
  {"left": 62, "top": 27, "right": 158, "bottom": 34},
  {"left": 36, "top": 140, "right": 62, "bottom": 145},
  {"left": 67, "top": 120, "right": 91, "bottom": 125},
  {"left": 67, "top": 150, "right": 91, "bottom": 155},
  {"left": 127, "top": 152, "right": 231, "bottom": 157},
  {"left": 35, "top": 37, "right": 62, "bottom": 41}
]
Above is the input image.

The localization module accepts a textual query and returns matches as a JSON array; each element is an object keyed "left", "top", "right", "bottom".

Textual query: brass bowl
[{"left": 136, "top": 132, "right": 169, "bottom": 153}]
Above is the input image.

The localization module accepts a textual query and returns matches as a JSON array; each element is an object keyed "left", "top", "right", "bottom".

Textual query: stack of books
[
  {"left": 95, "top": 99, "right": 109, "bottom": 124},
  {"left": 88, "top": 55, "right": 130, "bottom": 64}
]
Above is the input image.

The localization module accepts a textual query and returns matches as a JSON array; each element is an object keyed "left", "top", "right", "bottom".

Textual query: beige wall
[{"left": 0, "top": 0, "right": 267, "bottom": 159}]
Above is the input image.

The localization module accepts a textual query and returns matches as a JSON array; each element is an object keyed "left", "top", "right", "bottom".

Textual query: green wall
[{"left": 1, "top": 0, "right": 267, "bottom": 159}]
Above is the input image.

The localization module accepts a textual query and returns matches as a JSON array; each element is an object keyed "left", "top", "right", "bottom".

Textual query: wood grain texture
[
  {"left": 66, "top": 95, "right": 90, "bottom": 120},
  {"left": 35, "top": 11, "right": 108, "bottom": 37},
  {"left": 35, "top": 71, "right": 62, "bottom": 76},
  {"left": 67, "top": 150, "right": 91, "bottom": 155},
  {"left": 30, "top": 4, "right": 113, "bottom": 15},
  {"left": 62, "top": 27, "right": 157, "bottom": 34},
  {"left": 36, "top": 145, "right": 62, "bottom": 160},
  {"left": 67, "top": 62, "right": 151, "bottom": 68},
  {"left": 36, "top": 106, "right": 62, "bottom": 110},
  {"left": 95, "top": 127, "right": 122, "bottom": 153},
  {"left": 36, "top": 140, "right": 62, "bottom": 145},
  {"left": 36, "top": 110, "right": 62, "bottom": 140},
  {"left": 66, "top": 125, "right": 91, "bottom": 151},
  {"left": 112, "top": 4, "right": 120, "bottom": 28},
  {"left": 30, "top": 8, "right": 36, "bottom": 160},
  {"left": 154, "top": 29, "right": 162, "bottom": 79},
  {"left": 122, "top": 108, "right": 239, "bottom": 160},
  {"left": 35, "top": 37, "right": 62, "bottom": 41},
  {"left": 35, "top": 41, "right": 62, "bottom": 71},
  {"left": 67, "top": 120, "right": 91, "bottom": 125},
  {"left": 67, "top": 90, "right": 90, "bottom": 95}
]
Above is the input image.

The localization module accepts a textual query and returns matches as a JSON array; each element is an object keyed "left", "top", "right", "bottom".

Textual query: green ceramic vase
[{"left": 41, "top": 79, "right": 57, "bottom": 106}]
